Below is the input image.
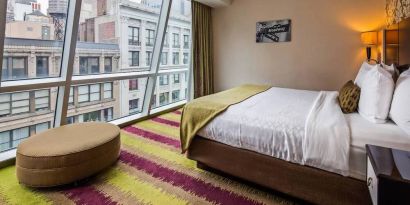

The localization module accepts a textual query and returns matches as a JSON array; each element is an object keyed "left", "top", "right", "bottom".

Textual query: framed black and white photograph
[{"left": 256, "top": 19, "right": 292, "bottom": 43}]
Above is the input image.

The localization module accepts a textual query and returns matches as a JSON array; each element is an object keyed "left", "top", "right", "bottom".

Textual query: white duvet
[{"left": 197, "top": 87, "right": 350, "bottom": 176}]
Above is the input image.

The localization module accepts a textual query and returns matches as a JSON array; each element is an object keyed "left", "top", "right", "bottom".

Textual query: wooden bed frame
[{"left": 187, "top": 136, "right": 372, "bottom": 205}]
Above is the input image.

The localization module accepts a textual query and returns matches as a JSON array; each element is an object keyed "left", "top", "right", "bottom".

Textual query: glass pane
[
  {"left": 2, "top": 0, "right": 69, "bottom": 81},
  {"left": 74, "top": 0, "right": 163, "bottom": 75},
  {"left": 160, "top": 0, "right": 191, "bottom": 71},
  {"left": 66, "top": 78, "right": 148, "bottom": 124},
  {"left": 152, "top": 72, "right": 188, "bottom": 109},
  {"left": 0, "top": 88, "right": 56, "bottom": 153}
]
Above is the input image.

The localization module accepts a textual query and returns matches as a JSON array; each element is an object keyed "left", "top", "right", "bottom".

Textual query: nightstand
[{"left": 366, "top": 145, "right": 410, "bottom": 205}]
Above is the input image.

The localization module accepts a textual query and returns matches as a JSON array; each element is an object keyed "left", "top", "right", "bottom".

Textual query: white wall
[{"left": 213, "top": 0, "right": 386, "bottom": 91}]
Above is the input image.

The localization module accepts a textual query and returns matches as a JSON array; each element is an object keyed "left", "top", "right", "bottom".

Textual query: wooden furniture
[
  {"left": 366, "top": 145, "right": 410, "bottom": 205},
  {"left": 188, "top": 136, "right": 372, "bottom": 205}
]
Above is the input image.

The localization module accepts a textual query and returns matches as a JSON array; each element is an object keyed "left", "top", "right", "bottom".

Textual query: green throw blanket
[{"left": 180, "top": 84, "right": 271, "bottom": 153}]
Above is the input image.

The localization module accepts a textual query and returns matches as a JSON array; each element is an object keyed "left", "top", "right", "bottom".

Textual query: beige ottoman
[{"left": 16, "top": 122, "right": 120, "bottom": 187}]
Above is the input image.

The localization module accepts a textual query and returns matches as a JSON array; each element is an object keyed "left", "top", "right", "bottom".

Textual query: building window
[
  {"left": 129, "top": 99, "right": 139, "bottom": 114},
  {"left": 173, "top": 52, "right": 180, "bottom": 65},
  {"left": 172, "top": 90, "right": 180, "bottom": 102},
  {"left": 42, "top": 26, "right": 50, "bottom": 40},
  {"left": 183, "top": 35, "right": 189, "bottom": 48},
  {"left": 173, "top": 74, "right": 180, "bottom": 83},
  {"left": 159, "top": 92, "right": 169, "bottom": 106},
  {"left": 104, "top": 57, "right": 112, "bottom": 73},
  {"left": 69, "top": 87, "right": 74, "bottom": 105},
  {"left": 11, "top": 92, "right": 30, "bottom": 115},
  {"left": 129, "top": 79, "right": 138, "bottom": 91},
  {"left": 164, "top": 32, "right": 169, "bottom": 47},
  {"left": 159, "top": 75, "right": 169, "bottom": 86},
  {"left": 146, "top": 29, "right": 155, "bottom": 46},
  {"left": 0, "top": 122, "right": 50, "bottom": 152},
  {"left": 78, "top": 84, "right": 101, "bottom": 103},
  {"left": 152, "top": 94, "right": 156, "bottom": 107},
  {"left": 173, "top": 33, "right": 180, "bottom": 48},
  {"left": 183, "top": 53, "right": 189, "bottom": 64},
  {"left": 36, "top": 57, "right": 48, "bottom": 77},
  {"left": 80, "top": 57, "right": 99, "bottom": 75},
  {"left": 66, "top": 116, "right": 75, "bottom": 124},
  {"left": 146, "top": 51, "right": 152, "bottom": 66},
  {"left": 160, "top": 52, "right": 168, "bottom": 65},
  {"left": 34, "top": 90, "right": 50, "bottom": 111},
  {"left": 129, "top": 51, "right": 139, "bottom": 66},
  {"left": 103, "top": 82, "right": 113, "bottom": 99},
  {"left": 79, "top": 110, "right": 101, "bottom": 122},
  {"left": 103, "top": 108, "right": 113, "bottom": 121},
  {"left": 2, "top": 57, "right": 28, "bottom": 80},
  {"left": 128, "top": 27, "right": 140, "bottom": 46}
]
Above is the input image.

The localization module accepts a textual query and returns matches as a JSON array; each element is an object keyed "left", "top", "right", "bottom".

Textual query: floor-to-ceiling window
[{"left": 0, "top": 0, "right": 192, "bottom": 156}]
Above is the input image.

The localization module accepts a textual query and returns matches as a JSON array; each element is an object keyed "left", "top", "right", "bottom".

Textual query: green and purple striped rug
[{"left": 0, "top": 110, "right": 296, "bottom": 205}]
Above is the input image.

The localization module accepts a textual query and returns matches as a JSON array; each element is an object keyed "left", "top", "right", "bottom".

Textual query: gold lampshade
[{"left": 361, "top": 31, "right": 378, "bottom": 45}]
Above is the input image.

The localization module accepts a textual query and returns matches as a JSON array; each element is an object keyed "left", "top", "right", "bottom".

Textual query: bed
[{"left": 184, "top": 87, "right": 410, "bottom": 204}]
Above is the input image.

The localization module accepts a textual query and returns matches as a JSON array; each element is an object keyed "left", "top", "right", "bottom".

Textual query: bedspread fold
[
  {"left": 180, "top": 84, "right": 271, "bottom": 153},
  {"left": 303, "top": 91, "right": 350, "bottom": 176}
]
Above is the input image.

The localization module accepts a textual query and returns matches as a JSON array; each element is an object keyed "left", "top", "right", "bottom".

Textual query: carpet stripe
[
  {"left": 120, "top": 150, "right": 263, "bottom": 205},
  {"left": 134, "top": 120, "right": 180, "bottom": 139},
  {"left": 173, "top": 110, "right": 182, "bottom": 115},
  {"left": 121, "top": 133, "right": 195, "bottom": 168},
  {"left": 117, "top": 162, "right": 213, "bottom": 205},
  {"left": 123, "top": 126, "right": 180, "bottom": 149},
  {"left": 104, "top": 168, "right": 187, "bottom": 205},
  {"left": 64, "top": 185, "right": 117, "bottom": 205},
  {"left": 121, "top": 145, "right": 283, "bottom": 205},
  {"left": 0, "top": 166, "right": 52, "bottom": 205},
  {"left": 151, "top": 117, "right": 180, "bottom": 127},
  {"left": 158, "top": 112, "right": 181, "bottom": 122}
]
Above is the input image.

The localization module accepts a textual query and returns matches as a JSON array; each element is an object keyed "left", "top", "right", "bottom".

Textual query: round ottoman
[{"left": 16, "top": 122, "right": 120, "bottom": 187}]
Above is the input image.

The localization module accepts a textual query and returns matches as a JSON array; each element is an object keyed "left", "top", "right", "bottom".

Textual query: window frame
[{"left": 128, "top": 26, "right": 140, "bottom": 46}]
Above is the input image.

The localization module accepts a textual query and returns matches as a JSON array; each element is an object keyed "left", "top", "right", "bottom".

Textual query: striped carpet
[{"left": 0, "top": 110, "right": 296, "bottom": 205}]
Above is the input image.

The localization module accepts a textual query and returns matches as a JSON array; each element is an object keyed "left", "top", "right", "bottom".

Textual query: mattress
[
  {"left": 346, "top": 113, "right": 410, "bottom": 180},
  {"left": 198, "top": 87, "right": 319, "bottom": 164},
  {"left": 198, "top": 87, "right": 410, "bottom": 180}
]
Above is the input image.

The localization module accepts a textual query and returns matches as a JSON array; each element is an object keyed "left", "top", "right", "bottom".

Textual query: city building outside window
[
  {"left": 159, "top": 92, "right": 169, "bottom": 106},
  {"left": 104, "top": 57, "right": 112, "bottom": 73},
  {"left": 69, "top": 87, "right": 74, "bottom": 105},
  {"left": 2, "top": 57, "right": 28, "bottom": 80},
  {"left": 128, "top": 27, "right": 140, "bottom": 46},
  {"left": 78, "top": 84, "right": 101, "bottom": 103},
  {"left": 0, "top": 122, "right": 49, "bottom": 152},
  {"left": 103, "top": 108, "right": 113, "bottom": 121},
  {"left": 34, "top": 90, "right": 50, "bottom": 111},
  {"left": 184, "top": 35, "right": 189, "bottom": 48},
  {"left": 36, "top": 57, "right": 49, "bottom": 77},
  {"left": 164, "top": 32, "right": 169, "bottom": 47},
  {"left": 129, "top": 51, "right": 139, "bottom": 66},
  {"left": 173, "top": 52, "right": 180, "bottom": 65},
  {"left": 160, "top": 52, "right": 168, "bottom": 65},
  {"left": 79, "top": 110, "right": 101, "bottom": 122},
  {"left": 159, "top": 75, "right": 169, "bottom": 86},
  {"left": 183, "top": 53, "right": 189, "bottom": 64},
  {"left": 129, "top": 99, "right": 139, "bottom": 114},
  {"left": 172, "top": 90, "right": 180, "bottom": 102},
  {"left": 80, "top": 57, "right": 99, "bottom": 75},
  {"left": 151, "top": 94, "right": 156, "bottom": 107},
  {"left": 129, "top": 79, "right": 138, "bottom": 91},
  {"left": 173, "top": 74, "right": 180, "bottom": 83},
  {"left": 146, "top": 51, "right": 152, "bottom": 66},
  {"left": 146, "top": 29, "right": 155, "bottom": 46},
  {"left": 41, "top": 26, "right": 50, "bottom": 40},
  {"left": 173, "top": 33, "right": 180, "bottom": 48},
  {"left": 103, "top": 83, "right": 113, "bottom": 99}
]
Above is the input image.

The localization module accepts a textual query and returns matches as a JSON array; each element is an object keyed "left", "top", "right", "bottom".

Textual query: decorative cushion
[
  {"left": 338, "top": 81, "right": 361, "bottom": 113},
  {"left": 390, "top": 69, "right": 410, "bottom": 136},
  {"left": 16, "top": 122, "right": 120, "bottom": 187},
  {"left": 358, "top": 65, "right": 395, "bottom": 123}
]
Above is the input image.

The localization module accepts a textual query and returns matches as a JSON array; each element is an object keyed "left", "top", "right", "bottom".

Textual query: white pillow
[
  {"left": 354, "top": 62, "right": 377, "bottom": 88},
  {"left": 358, "top": 65, "right": 395, "bottom": 123},
  {"left": 390, "top": 69, "right": 410, "bottom": 135},
  {"left": 381, "top": 63, "right": 399, "bottom": 77}
]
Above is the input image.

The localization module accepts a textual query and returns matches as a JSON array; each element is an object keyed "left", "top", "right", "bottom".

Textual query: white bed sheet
[
  {"left": 346, "top": 113, "right": 410, "bottom": 180},
  {"left": 198, "top": 87, "right": 319, "bottom": 164},
  {"left": 197, "top": 87, "right": 410, "bottom": 180}
]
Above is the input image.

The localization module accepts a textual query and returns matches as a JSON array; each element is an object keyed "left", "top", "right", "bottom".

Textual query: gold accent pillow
[{"left": 339, "top": 80, "right": 361, "bottom": 113}]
